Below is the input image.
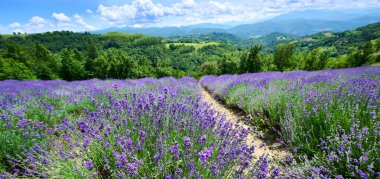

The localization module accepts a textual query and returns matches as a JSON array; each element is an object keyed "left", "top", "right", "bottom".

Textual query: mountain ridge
[{"left": 93, "top": 7, "right": 380, "bottom": 39}]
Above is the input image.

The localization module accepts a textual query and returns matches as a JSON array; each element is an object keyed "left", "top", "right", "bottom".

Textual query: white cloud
[
  {"left": 86, "top": 9, "right": 94, "bottom": 14},
  {"left": 3, "top": 0, "right": 380, "bottom": 33},
  {"left": 74, "top": 14, "right": 97, "bottom": 30},
  {"left": 52, "top": 13, "right": 71, "bottom": 23},
  {"left": 98, "top": 4, "right": 137, "bottom": 24},
  {"left": 74, "top": 14, "right": 86, "bottom": 24},
  {"left": 25, "top": 16, "right": 49, "bottom": 32},
  {"left": 9, "top": 22, "right": 21, "bottom": 28},
  {"left": 29, "top": 16, "right": 47, "bottom": 25},
  {"left": 96, "top": 0, "right": 380, "bottom": 27},
  {"left": 97, "top": 0, "right": 239, "bottom": 25}
]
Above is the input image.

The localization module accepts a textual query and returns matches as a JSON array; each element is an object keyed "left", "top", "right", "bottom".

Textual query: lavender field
[
  {"left": 0, "top": 67, "right": 379, "bottom": 178},
  {"left": 0, "top": 77, "right": 282, "bottom": 178},
  {"left": 201, "top": 66, "right": 380, "bottom": 178}
]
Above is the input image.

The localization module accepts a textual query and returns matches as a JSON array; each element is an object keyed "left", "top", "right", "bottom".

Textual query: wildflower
[
  {"left": 83, "top": 160, "right": 94, "bottom": 170},
  {"left": 183, "top": 136, "right": 192, "bottom": 147},
  {"left": 358, "top": 170, "right": 368, "bottom": 179},
  {"left": 140, "top": 131, "right": 146, "bottom": 139},
  {"left": 362, "top": 127, "right": 369, "bottom": 135},
  {"left": 199, "top": 135, "right": 206, "bottom": 145},
  {"left": 342, "top": 134, "right": 348, "bottom": 142},
  {"left": 18, "top": 119, "right": 27, "bottom": 128},
  {"left": 198, "top": 148, "right": 212, "bottom": 161},
  {"left": 169, "top": 141, "right": 180, "bottom": 158}
]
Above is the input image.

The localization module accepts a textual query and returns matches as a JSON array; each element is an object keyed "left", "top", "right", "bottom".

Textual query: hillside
[
  {"left": 295, "top": 22, "right": 380, "bottom": 55},
  {"left": 94, "top": 8, "right": 380, "bottom": 39}
]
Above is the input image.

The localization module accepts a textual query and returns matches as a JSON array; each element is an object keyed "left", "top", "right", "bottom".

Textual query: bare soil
[{"left": 199, "top": 84, "right": 290, "bottom": 160}]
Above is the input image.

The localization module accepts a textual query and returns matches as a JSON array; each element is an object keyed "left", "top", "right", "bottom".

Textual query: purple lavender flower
[
  {"left": 198, "top": 148, "right": 212, "bottom": 161},
  {"left": 1, "top": 114, "right": 6, "bottom": 120},
  {"left": 83, "top": 160, "right": 94, "bottom": 170},
  {"left": 169, "top": 141, "right": 180, "bottom": 158},
  {"left": 125, "top": 130, "right": 131, "bottom": 136},
  {"left": 140, "top": 130, "right": 146, "bottom": 138},
  {"left": 198, "top": 148, "right": 212, "bottom": 168},
  {"left": 18, "top": 119, "right": 27, "bottom": 128},
  {"left": 183, "top": 136, "right": 192, "bottom": 147},
  {"left": 342, "top": 134, "right": 348, "bottom": 142},
  {"left": 199, "top": 135, "right": 206, "bottom": 145},
  {"left": 358, "top": 170, "right": 368, "bottom": 179}
]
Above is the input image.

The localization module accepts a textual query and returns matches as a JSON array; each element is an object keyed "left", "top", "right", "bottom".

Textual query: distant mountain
[
  {"left": 230, "top": 8, "right": 380, "bottom": 38},
  {"left": 95, "top": 26, "right": 186, "bottom": 37},
  {"left": 94, "top": 23, "right": 230, "bottom": 37},
  {"left": 168, "top": 32, "right": 242, "bottom": 44},
  {"left": 94, "top": 8, "right": 380, "bottom": 39}
]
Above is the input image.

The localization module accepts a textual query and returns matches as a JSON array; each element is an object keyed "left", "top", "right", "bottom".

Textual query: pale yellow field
[{"left": 165, "top": 42, "right": 220, "bottom": 50}]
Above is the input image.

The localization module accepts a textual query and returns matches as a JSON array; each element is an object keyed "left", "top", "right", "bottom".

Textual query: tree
[
  {"left": 60, "top": 48, "right": 84, "bottom": 81},
  {"left": 108, "top": 49, "right": 137, "bottom": 79},
  {"left": 3, "top": 42, "right": 28, "bottom": 63},
  {"left": 219, "top": 53, "right": 239, "bottom": 74},
  {"left": 240, "top": 45, "right": 262, "bottom": 73},
  {"left": 93, "top": 49, "right": 137, "bottom": 79},
  {"left": 0, "top": 57, "right": 36, "bottom": 80},
  {"left": 32, "top": 43, "right": 59, "bottom": 80},
  {"left": 135, "top": 56, "right": 156, "bottom": 78},
  {"left": 200, "top": 61, "right": 219, "bottom": 76},
  {"left": 274, "top": 44, "right": 294, "bottom": 72},
  {"left": 72, "top": 49, "right": 85, "bottom": 63},
  {"left": 347, "top": 42, "right": 374, "bottom": 67},
  {"left": 303, "top": 48, "right": 329, "bottom": 71},
  {"left": 84, "top": 40, "right": 99, "bottom": 78}
]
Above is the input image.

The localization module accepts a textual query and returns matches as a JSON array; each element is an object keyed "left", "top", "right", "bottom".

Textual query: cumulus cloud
[
  {"left": 74, "top": 14, "right": 97, "bottom": 30},
  {"left": 86, "top": 9, "right": 94, "bottom": 14},
  {"left": 25, "top": 16, "right": 49, "bottom": 32},
  {"left": 96, "top": 0, "right": 380, "bottom": 26},
  {"left": 97, "top": 0, "right": 240, "bottom": 25},
  {"left": 3, "top": 0, "right": 379, "bottom": 33},
  {"left": 29, "top": 16, "right": 47, "bottom": 25},
  {"left": 52, "top": 13, "right": 71, "bottom": 23},
  {"left": 9, "top": 22, "right": 21, "bottom": 28}
]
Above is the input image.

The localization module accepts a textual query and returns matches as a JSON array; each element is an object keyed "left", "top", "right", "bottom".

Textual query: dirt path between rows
[{"left": 199, "top": 84, "right": 289, "bottom": 160}]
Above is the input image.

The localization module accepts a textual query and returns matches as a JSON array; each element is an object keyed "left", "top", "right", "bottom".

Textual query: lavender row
[
  {"left": 200, "top": 66, "right": 380, "bottom": 178},
  {"left": 1, "top": 77, "right": 280, "bottom": 178}
]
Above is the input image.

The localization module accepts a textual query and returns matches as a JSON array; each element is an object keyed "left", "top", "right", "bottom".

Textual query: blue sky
[{"left": 0, "top": 0, "right": 379, "bottom": 34}]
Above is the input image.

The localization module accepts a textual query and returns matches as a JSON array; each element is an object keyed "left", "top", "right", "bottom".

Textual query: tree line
[
  {"left": 0, "top": 30, "right": 379, "bottom": 81},
  {"left": 200, "top": 40, "right": 379, "bottom": 75}
]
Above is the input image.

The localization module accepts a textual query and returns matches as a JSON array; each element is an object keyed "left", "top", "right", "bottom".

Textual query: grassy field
[{"left": 165, "top": 42, "right": 220, "bottom": 50}]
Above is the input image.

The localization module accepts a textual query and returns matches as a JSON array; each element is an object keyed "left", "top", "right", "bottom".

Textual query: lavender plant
[
  {"left": 201, "top": 66, "right": 380, "bottom": 178},
  {"left": 0, "top": 77, "right": 279, "bottom": 178}
]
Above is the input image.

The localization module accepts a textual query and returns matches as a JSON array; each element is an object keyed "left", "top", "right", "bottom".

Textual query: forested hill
[
  {"left": 0, "top": 22, "right": 379, "bottom": 81},
  {"left": 295, "top": 22, "right": 380, "bottom": 55},
  {"left": 94, "top": 8, "right": 380, "bottom": 38},
  {"left": 0, "top": 31, "right": 239, "bottom": 80}
]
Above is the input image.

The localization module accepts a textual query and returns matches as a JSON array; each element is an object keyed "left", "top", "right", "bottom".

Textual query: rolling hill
[{"left": 94, "top": 7, "right": 380, "bottom": 39}]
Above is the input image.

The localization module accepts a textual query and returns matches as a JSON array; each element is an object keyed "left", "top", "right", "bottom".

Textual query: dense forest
[{"left": 0, "top": 22, "right": 379, "bottom": 81}]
